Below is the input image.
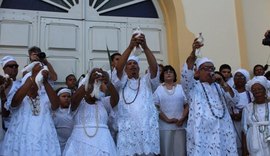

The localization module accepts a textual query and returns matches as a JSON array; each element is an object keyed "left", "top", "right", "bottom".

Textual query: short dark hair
[
  {"left": 219, "top": 64, "right": 231, "bottom": 72},
  {"left": 28, "top": 46, "right": 41, "bottom": 55},
  {"left": 65, "top": 74, "right": 76, "bottom": 82},
  {"left": 159, "top": 65, "right": 177, "bottom": 83},
  {"left": 265, "top": 71, "right": 270, "bottom": 80},
  {"left": 110, "top": 53, "right": 121, "bottom": 61},
  {"left": 253, "top": 64, "right": 264, "bottom": 75}
]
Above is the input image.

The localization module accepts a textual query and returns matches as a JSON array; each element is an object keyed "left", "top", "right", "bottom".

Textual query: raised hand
[
  {"left": 42, "top": 70, "right": 49, "bottom": 82},
  {"left": 128, "top": 34, "right": 140, "bottom": 50},
  {"left": 137, "top": 33, "right": 148, "bottom": 50},
  {"left": 31, "top": 63, "right": 42, "bottom": 78},
  {"left": 192, "top": 38, "right": 204, "bottom": 51}
]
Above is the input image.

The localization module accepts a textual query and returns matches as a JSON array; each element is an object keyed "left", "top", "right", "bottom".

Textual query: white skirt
[
  {"left": 63, "top": 124, "right": 117, "bottom": 156},
  {"left": 160, "top": 129, "right": 186, "bottom": 156}
]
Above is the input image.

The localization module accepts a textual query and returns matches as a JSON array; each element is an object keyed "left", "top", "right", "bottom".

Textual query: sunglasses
[
  {"left": 5, "top": 64, "right": 19, "bottom": 69},
  {"left": 199, "top": 66, "right": 215, "bottom": 72}
]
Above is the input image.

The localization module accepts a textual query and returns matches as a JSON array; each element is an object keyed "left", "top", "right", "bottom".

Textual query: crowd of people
[{"left": 0, "top": 30, "right": 270, "bottom": 156}]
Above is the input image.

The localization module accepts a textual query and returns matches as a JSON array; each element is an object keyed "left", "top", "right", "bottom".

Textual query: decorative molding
[{"left": 42, "top": 0, "right": 147, "bottom": 15}]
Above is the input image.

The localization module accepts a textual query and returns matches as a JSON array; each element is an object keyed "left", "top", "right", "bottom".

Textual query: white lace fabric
[
  {"left": 63, "top": 98, "right": 117, "bottom": 156},
  {"left": 1, "top": 93, "right": 60, "bottom": 155},
  {"left": 242, "top": 103, "right": 270, "bottom": 156},
  {"left": 180, "top": 63, "right": 238, "bottom": 156},
  {"left": 114, "top": 73, "right": 160, "bottom": 156}
]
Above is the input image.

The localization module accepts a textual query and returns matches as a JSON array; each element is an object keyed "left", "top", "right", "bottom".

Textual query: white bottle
[
  {"left": 195, "top": 33, "right": 204, "bottom": 57},
  {"left": 133, "top": 27, "right": 143, "bottom": 56}
]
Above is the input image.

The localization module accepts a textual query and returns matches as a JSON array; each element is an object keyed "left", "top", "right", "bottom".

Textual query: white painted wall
[
  {"left": 241, "top": 0, "right": 270, "bottom": 70},
  {"left": 182, "top": 0, "right": 241, "bottom": 71}
]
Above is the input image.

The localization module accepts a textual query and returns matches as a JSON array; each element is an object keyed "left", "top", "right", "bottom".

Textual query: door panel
[
  {"left": 40, "top": 18, "right": 83, "bottom": 83},
  {"left": 85, "top": 21, "right": 127, "bottom": 71},
  {"left": 0, "top": 13, "right": 37, "bottom": 77}
]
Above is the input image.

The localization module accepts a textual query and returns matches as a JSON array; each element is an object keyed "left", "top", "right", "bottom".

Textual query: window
[{"left": 1, "top": 0, "right": 158, "bottom": 18}]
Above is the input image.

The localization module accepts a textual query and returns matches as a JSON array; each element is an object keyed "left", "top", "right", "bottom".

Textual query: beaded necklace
[
  {"left": 122, "top": 78, "right": 140, "bottom": 104},
  {"left": 253, "top": 101, "right": 269, "bottom": 133},
  {"left": 28, "top": 96, "right": 40, "bottom": 116},
  {"left": 201, "top": 83, "right": 226, "bottom": 119},
  {"left": 82, "top": 101, "right": 99, "bottom": 138}
]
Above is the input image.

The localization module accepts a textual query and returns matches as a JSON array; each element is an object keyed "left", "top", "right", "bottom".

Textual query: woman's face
[
  {"left": 251, "top": 83, "right": 266, "bottom": 99},
  {"left": 59, "top": 92, "right": 71, "bottom": 108},
  {"left": 164, "top": 69, "right": 175, "bottom": 82},
  {"left": 233, "top": 72, "right": 246, "bottom": 87}
]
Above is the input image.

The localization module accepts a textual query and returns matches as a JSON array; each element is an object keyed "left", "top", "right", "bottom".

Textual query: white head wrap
[
  {"left": 57, "top": 88, "right": 71, "bottom": 96},
  {"left": 195, "top": 57, "right": 213, "bottom": 69},
  {"left": 127, "top": 55, "right": 139, "bottom": 64},
  {"left": 234, "top": 69, "right": 250, "bottom": 81},
  {"left": 1, "top": 56, "right": 16, "bottom": 67},
  {"left": 246, "top": 76, "right": 270, "bottom": 92}
]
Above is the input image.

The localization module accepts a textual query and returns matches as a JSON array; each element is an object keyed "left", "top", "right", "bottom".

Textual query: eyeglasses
[
  {"left": 5, "top": 64, "right": 19, "bottom": 69},
  {"left": 234, "top": 75, "right": 245, "bottom": 80},
  {"left": 199, "top": 66, "right": 215, "bottom": 72}
]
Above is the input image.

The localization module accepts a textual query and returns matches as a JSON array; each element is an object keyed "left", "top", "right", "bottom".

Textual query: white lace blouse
[{"left": 112, "top": 71, "right": 160, "bottom": 156}]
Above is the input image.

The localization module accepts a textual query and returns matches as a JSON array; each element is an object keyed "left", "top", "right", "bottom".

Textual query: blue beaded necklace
[{"left": 201, "top": 83, "right": 226, "bottom": 119}]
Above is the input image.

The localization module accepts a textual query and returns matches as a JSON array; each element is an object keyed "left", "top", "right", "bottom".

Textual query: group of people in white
[{"left": 0, "top": 31, "right": 270, "bottom": 156}]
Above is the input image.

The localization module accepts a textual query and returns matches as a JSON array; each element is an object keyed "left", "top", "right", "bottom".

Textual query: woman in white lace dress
[
  {"left": 1, "top": 63, "right": 61, "bottom": 156},
  {"left": 63, "top": 68, "right": 118, "bottom": 156},
  {"left": 242, "top": 76, "right": 270, "bottom": 156},
  {"left": 153, "top": 65, "right": 189, "bottom": 156}
]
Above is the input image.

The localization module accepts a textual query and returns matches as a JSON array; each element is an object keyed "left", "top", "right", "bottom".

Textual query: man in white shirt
[
  {"left": 112, "top": 33, "right": 160, "bottom": 156},
  {"left": 181, "top": 39, "right": 239, "bottom": 156}
]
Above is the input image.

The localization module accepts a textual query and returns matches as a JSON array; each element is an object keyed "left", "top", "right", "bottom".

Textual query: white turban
[
  {"left": 127, "top": 55, "right": 139, "bottom": 64},
  {"left": 246, "top": 76, "right": 270, "bottom": 91},
  {"left": 234, "top": 69, "right": 250, "bottom": 81},
  {"left": 195, "top": 57, "right": 213, "bottom": 69},
  {"left": 1, "top": 55, "right": 16, "bottom": 67},
  {"left": 57, "top": 88, "right": 71, "bottom": 96}
]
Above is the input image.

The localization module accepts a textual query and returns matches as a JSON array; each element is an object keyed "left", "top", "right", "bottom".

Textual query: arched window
[{"left": 1, "top": 0, "right": 158, "bottom": 18}]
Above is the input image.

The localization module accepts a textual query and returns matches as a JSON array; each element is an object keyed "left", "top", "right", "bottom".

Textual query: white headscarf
[
  {"left": 57, "top": 88, "right": 71, "bottom": 96},
  {"left": 127, "top": 55, "right": 139, "bottom": 64},
  {"left": 195, "top": 57, "right": 213, "bottom": 69},
  {"left": 1, "top": 55, "right": 16, "bottom": 67},
  {"left": 234, "top": 69, "right": 250, "bottom": 81},
  {"left": 246, "top": 76, "right": 270, "bottom": 92}
]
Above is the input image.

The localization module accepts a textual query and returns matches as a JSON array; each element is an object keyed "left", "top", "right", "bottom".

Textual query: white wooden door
[
  {"left": 85, "top": 21, "right": 127, "bottom": 72},
  {"left": 126, "top": 22, "right": 167, "bottom": 75},
  {"left": 0, "top": 12, "right": 38, "bottom": 77},
  {"left": 39, "top": 18, "right": 83, "bottom": 83}
]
